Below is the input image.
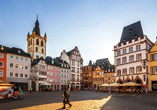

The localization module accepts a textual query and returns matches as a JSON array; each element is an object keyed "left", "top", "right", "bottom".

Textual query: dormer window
[
  {"left": 123, "top": 38, "right": 126, "bottom": 41},
  {"left": 18, "top": 50, "right": 21, "bottom": 53},
  {"left": 129, "top": 28, "right": 132, "bottom": 32},
  {"left": 134, "top": 34, "right": 138, "bottom": 38},
  {"left": 52, "top": 60, "right": 54, "bottom": 64}
]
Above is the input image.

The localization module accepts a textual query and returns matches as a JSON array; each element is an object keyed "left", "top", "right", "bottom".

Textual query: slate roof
[
  {"left": 55, "top": 57, "right": 70, "bottom": 69},
  {"left": 84, "top": 58, "right": 115, "bottom": 72},
  {"left": 0, "top": 45, "right": 11, "bottom": 53},
  {"left": 33, "top": 19, "right": 41, "bottom": 36},
  {"left": 66, "top": 49, "right": 73, "bottom": 56},
  {"left": 31, "top": 57, "right": 45, "bottom": 66},
  {"left": 45, "top": 56, "right": 60, "bottom": 67},
  {"left": 0, "top": 45, "right": 31, "bottom": 58},
  {"left": 119, "top": 21, "right": 143, "bottom": 46}
]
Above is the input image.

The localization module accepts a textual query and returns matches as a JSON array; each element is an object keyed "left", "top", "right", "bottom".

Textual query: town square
[{"left": 1, "top": 0, "right": 157, "bottom": 110}]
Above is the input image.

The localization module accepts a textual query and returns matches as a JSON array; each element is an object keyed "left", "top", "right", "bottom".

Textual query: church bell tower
[{"left": 27, "top": 16, "right": 47, "bottom": 60}]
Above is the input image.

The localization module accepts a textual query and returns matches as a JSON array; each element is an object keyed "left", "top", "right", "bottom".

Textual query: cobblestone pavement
[{"left": 0, "top": 91, "right": 157, "bottom": 110}]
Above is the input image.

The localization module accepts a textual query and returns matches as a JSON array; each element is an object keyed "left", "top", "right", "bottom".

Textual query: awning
[
  {"left": 100, "top": 83, "right": 110, "bottom": 87},
  {"left": 40, "top": 82, "right": 52, "bottom": 86},
  {"left": 109, "top": 83, "right": 121, "bottom": 87},
  {"left": 120, "top": 82, "right": 141, "bottom": 86}
]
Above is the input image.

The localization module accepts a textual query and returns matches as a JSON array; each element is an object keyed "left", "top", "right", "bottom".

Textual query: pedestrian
[
  {"left": 29, "top": 86, "right": 32, "bottom": 95},
  {"left": 68, "top": 88, "right": 70, "bottom": 93},
  {"left": 145, "top": 88, "right": 148, "bottom": 93},
  {"left": 11, "top": 87, "right": 14, "bottom": 95},
  {"left": 62, "top": 87, "right": 72, "bottom": 109}
]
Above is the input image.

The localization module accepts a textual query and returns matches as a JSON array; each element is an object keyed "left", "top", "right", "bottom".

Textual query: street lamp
[{"left": 67, "top": 80, "right": 70, "bottom": 90}]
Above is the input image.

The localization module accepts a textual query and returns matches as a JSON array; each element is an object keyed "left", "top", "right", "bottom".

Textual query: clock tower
[{"left": 27, "top": 16, "right": 47, "bottom": 61}]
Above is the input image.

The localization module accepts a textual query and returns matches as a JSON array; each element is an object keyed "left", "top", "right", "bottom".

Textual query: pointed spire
[
  {"left": 33, "top": 14, "right": 41, "bottom": 36},
  {"left": 27, "top": 32, "right": 30, "bottom": 36},
  {"left": 44, "top": 32, "right": 47, "bottom": 37}
]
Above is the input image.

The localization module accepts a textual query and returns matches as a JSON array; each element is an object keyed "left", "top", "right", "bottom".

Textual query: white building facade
[{"left": 114, "top": 21, "right": 153, "bottom": 88}]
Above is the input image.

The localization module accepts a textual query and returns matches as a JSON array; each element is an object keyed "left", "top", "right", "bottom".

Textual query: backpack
[{"left": 66, "top": 90, "right": 70, "bottom": 98}]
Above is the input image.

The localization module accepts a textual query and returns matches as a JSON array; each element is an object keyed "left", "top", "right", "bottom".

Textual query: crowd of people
[{"left": 0, "top": 87, "right": 23, "bottom": 101}]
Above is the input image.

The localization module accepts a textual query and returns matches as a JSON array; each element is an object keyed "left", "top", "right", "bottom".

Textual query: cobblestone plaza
[{"left": 0, "top": 91, "right": 157, "bottom": 110}]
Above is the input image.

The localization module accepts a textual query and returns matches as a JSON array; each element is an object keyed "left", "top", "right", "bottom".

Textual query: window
[
  {"left": 62, "top": 75, "right": 63, "bottom": 78},
  {"left": 10, "top": 72, "right": 13, "bottom": 77},
  {"left": 25, "top": 66, "right": 28, "bottom": 69},
  {"left": 54, "top": 67, "right": 56, "bottom": 70},
  {"left": 123, "top": 49, "right": 126, "bottom": 54},
  {"left": 137, "top": 66, "right": 142, "bottom": 73},
  {"left": 151, "top": 66, "right": 157, "bottom": 74},
  {"left": 105, "top": 75, "right": 107, "bottom": 78},
  {"left": 47, "top": 72, "right": 50, "bottom": 76},
  {"left": 39, "top": 65, "right": 45, "bottom": 69},
  {"left": 77, "top": 68, "right": 79, "bottom": 73},
  {"left": 36, "top": 39, "right": 39, "bottom": 45},
  {"left": 102, "top": 72, "right": 103, "bottom": 75},
  {"left": 18, "top": 50, "right": 21, "bottom": 53},
  {"left": 100, "top": 72, "right": 101, "bottom": 75},
  {"left": 15, "top": 73, "right": 18, "bottom": 77},
  {"left": 117, "top": 59, "right": 121, "bottom": 65},
  {"left": 129, "top": 47, "right": 133, "bottom": 53},
  {"left": 58, "top": 74, "right": 59, "bottom": 77},
  {"left": 129, "top": 67, "right": 134, "bottom": 74},
  {"left": 36, "top": 55, "right": 39, "bottom": 59},
  {"left": 137, "top": 54, "right": 141, "bottom": 61},
  {"left": 136, "top": 45, "right": 140, "bottom": 51},
  {"left": 10, "top": 55, "right": 13, "bottom": 59},
  {"left": 108, "top": 74, "right": 110, "bottom": 78},
  {"left": 0, "top": 54, "right": 3, "bottom": 58},
  {"left": 21, "top": 57, "right": 23, "bottom": 61},
  {"left": 0, "top": 71, "right": 3, "bottom": 76},
  {"left": 54, "top": 79, "right": 56, "bottom": 82},
  {"left": 108, "top": 69, "right": 110, "bottom": 72},
  {"left": 77, "top": 62, "right": 79, "bottom": 67},
  {"left": 112, "top": 74, "right": 114, "bottom": 78},
  {"left": 36, "top": 47, "right": 38, "bottom": 52},
  {"left": 58, "top": 79, "right": 59, "bottom": 82},
  {"left": 122, "top": 68, "right": 127, "bottom": 75},
  {"left": 41, "top": 40, "right": 43, "bottom": 46},
  {"left": 122, "top": 57, "right": 126, "bottom": 64},
  {"left": 20, "top": 74, "right": 23, "bottom": 77},
  {"left": 0, "top": 62, "right": 3, "bottom": 67},
  {"left": 20, "top": 65, "right": 23, "bottom": 69},
  {"left": 151, "top": 54, "right": 157, "bottom": 61},
  {"left": 58, "top": 68, "right": 59, "bottom": 71},
  {"left": 10, "top": 63, "right": 13, "bottom": 67},
  {"left": 42, "top": 49, "right": 44, "bottom": 53},
  {"left": 54, "top": 73, "right": 56, "bottom": 76},
  {"left": 25, "top": 58, "right": 28, "bottom": 62},
  {"left": 64, "top": 75, "right": 66, "bottom": 78},
  {"left": 15, "top": 64, "right": 18, "bottom": 68},
  {"left": 129, "top": 56, "right": 134, "bottom": 62},
  {"left": 16, "top": 56, "right": 19, "bottom": 60},
  {"left": 117, "top": 50, "right": 121, "bottom": 56},
  {"left": 71, "top": 61, "right": 75, "bottom": 66},
  {"left": 25, "top": 74, "right": 28, "bottom": 78},
  {"left": 117, "top": 69, "right": 121, "bottom": 76}
]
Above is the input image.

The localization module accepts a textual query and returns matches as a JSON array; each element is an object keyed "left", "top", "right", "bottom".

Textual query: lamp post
[
  {"left": 141, "top": 59, "right": 147, "bottom": 69},
  {"left": 67, "top": 80, "right": 70, "bottom": 90}
]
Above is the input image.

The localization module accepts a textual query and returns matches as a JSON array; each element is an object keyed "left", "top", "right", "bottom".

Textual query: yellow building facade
[{"left": 148, "top": 40, "right": 157, "bottom": 91}]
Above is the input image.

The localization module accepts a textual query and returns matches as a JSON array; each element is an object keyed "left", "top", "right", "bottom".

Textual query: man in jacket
[{"left": 62, "top": 88, "right": 72, "bottom": 109}]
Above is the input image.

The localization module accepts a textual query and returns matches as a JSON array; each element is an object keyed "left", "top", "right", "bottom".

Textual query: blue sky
[{"left": 0, "top": 0, "right": 157, "bottom": 65}]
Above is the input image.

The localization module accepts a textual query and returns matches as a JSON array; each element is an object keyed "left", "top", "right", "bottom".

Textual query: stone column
[{"left": 35, "top": 80, "right": 39, "bottom": 91}]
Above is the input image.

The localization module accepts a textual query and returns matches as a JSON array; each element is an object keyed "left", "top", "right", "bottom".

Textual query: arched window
[
  {"left": 122, "top": 68, "right": 127, "bottom": 75},
  {"left": 36, "top": 47, "right": 38, "bottom": 52},
  {"left": 42, "top": 49, "right": 44, "bottom": 53},
  {"left": 41, "top": 40, "right": 43, "bottom": 46},
  {"left": 136, "top": 66, "right": 142, "bottom": 73},
  {"left": 129, "top": 67, "right": 134, "bottom": 74},
  {"left": 36, "top": 39, "right": 39, "bottom": 45},
  {"left": 117, "top": 69, "right": 121, "bottom": 76}
]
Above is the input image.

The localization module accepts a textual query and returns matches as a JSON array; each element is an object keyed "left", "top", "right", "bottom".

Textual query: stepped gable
[{"left": 119, "top": 21, "right": 144, "bottom": 46}]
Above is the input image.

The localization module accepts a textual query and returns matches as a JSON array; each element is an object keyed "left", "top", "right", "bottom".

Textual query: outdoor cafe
[{"left": 100, "top": 82, "right": 146, "bottom": 93}]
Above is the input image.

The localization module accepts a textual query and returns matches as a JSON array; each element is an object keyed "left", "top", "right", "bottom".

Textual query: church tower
[{"left": 27, "top": 16, "right": 47, "bottom": 61}]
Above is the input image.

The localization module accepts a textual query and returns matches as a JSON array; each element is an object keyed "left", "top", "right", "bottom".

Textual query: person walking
[
  {"left": 29, "top": 86, "right": 32, "bottom": 95},
  {"left": 62, "top": 88, "right": 72, "bottom": 109}
]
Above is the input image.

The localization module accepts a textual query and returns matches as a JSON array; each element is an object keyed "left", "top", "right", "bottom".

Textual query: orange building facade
[{"left": 0, "top": 45, "right": 7, "bottom": 83}]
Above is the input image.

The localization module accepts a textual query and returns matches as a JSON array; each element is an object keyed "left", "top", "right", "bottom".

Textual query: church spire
[{"left": 33, "top": 14, "right": 41, "bottom": 36}]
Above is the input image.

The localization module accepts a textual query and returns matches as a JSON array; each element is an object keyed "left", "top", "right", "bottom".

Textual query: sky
[{"left": 0, "top": 0, "right": 157, "bottom": 66}]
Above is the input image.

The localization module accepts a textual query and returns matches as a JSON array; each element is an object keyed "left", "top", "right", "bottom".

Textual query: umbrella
[
  {"left": 40, "top": 82, "right": 52, "bottom": 85},
  {"left": 100, "top": 83, "right": 110, "bottom": 87},
  {"left": 120, "top": 82, "right": 141, "bottom": 86},
  {"left": 109, "top": 83, "right": 121, "bottom": 87}
]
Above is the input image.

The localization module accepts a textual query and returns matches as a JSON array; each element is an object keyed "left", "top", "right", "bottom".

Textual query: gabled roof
[
  {"left": 45, "top": 56, "right": 60, "bottom": 67},
  {"left": 119, "top": 21, "right": 144, "bottom": 46},
  {"left": 55, "top": 57, "right": 70, "bottom": 69},
  {"left": 31, "top": 57, "right": 45, "bottom": 66}
]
